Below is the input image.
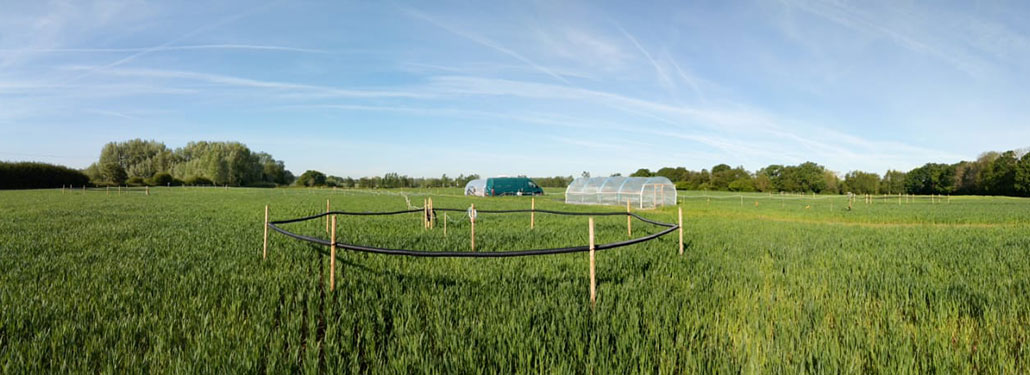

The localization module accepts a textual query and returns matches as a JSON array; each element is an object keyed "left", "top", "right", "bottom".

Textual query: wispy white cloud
[
  {"left": 550, "top": 136, "right": 631, "bottom": 152},
  {"left": 775, "top": 0, "right": 994, "bottom": 77},
  {"left": 90, "top": 67, "right": 433, "bottom": 99},
  {"left": 530, "top": 26, "right": 630, "bottom": 74},
  {"left": 1, "top": 1, "right": 1018, "bottom": 176},
  {"left": 62, "top": 1, "right": 283, "bottom": 83},
  {"left": 421, "top": 74, "right": 965, "bottom": 171},
  {"left": 423, "top": 75, "right": 774, "bottom": 133},
  {"left": 399, "top": 6, "right": 572, "bottom": 85},
  {"left": 666, "top": 54, "right": 705, "bottom": 102},
  {"left": 0, "top": 44, "right": 327, "bottom": 54},
  {"left": 84, "top": 109, "right": 137, "bottom": 120},
  {"left": 617, "top": 25, "right": 675, "bottom": 92}
]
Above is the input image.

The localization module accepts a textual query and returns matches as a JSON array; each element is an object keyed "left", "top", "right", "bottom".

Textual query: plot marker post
[
  {"left": 678, "top": 207, "right": 684, "bottom": 256},
  {"left": 531, "top": 197, "right": 535, "bottom": 230},
  {"left": 589, "top": 217, "right": 596, "bottom": 307},
  {"left": 330, "top": 215, "right": 337, "bottom": 292},
  {"left": 263, "top": 205, "right": 269, "bottom": 260},
  {"left": 661, "top": 185, "right": 665, "bottom": 207},
  {"left": 626, "top": 200, "right": 632, "bottom": 238},
  {"left": 470, "top": 204, "right": 476, "bottom": 252},
  {"left": 444, "top": 213, "right": 447, "bottom": 237}
]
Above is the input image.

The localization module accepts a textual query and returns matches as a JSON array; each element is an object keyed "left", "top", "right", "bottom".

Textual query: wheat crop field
[{"left": 1, "top": 187, "right": 1028, "bottom": 373}]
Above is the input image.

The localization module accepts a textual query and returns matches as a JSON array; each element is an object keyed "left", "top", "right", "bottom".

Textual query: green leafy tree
[
  {"left": 88, "top": 139, "right": 288, "bottom": 187},
  {"left": 99, "top": 161, "right": 127, "bottom": 186},
  {"left": 728, "top": 177, "right": 756, "bottom": 192},
  {"left": 754, "top": 173, "right": 773, "bottom": 192},
  {"left": 823, "top": 170, "right": 841, "bottom": 194},
  {"left": 905, "top": 163, "right": 955, "bottom": 194},
  {"left": 147, "top": 172, "right": 179, "bottom": 186},
  {"left": 296, "top": 170, "right": 327, "bottom": 187},
  {"left": 630, "top": 168, "right": 654, "bottom": 177},
  {"left": 880, "top": 170, "right": 906, "bottom": 194},
  {"left": 844, "top": 171, "right": 880, "bottom": 194},
  {"left": 655, "top": 167, "right": 689, "bottom": 182},
  {"left": 775, "top": 162, "right": 828, "bottom": 193},
  {"left": 1016, "top": 153, "right": 1030, "bottom": 196},
  {"left": 709, "top": 164, "right": 746, "bottom": 190},
  {"left": 982, "top": 151, "right": 1019, "bottom": 196}
]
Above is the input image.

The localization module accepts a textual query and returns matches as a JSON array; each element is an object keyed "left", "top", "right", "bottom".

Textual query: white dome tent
[
  {"left": 464, "top": 179, "right": 487, "bottom": 197},
  {"left": 565, "top": 176, "right": 676, "bottom": 209}
]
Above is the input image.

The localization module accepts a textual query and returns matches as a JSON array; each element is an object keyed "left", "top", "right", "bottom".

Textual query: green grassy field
[{"left": 2, "top": 187, "right": 1028, "bottom": 373}]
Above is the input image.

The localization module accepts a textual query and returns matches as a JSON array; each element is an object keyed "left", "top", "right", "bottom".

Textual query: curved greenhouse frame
[
  {"left": 464, "top": 179, "right": 487, "bottom": 196},
  {"left": 565, "top": 176, "right": 676, "bottom": 209}
]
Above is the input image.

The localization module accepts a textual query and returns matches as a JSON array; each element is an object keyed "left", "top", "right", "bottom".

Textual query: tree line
[
  {"left": 291, "top": 171, "right": 575, "bottom": 189},
  {"left": 629, "top": 148, "right": 1030, "bottom": 196},
  {"left": 6, "top": 139, "right": 1028, "bottom": 197},
  {"left": 0, "top": 161, "right": 90, "bottom": 189},
  {"left": 84, "top": 139, "right": 293, "bottom": 187}
]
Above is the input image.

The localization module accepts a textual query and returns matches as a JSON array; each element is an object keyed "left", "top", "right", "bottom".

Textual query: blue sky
[{"left": 1, "top": 0, "right": 1028, "bottom": 178}]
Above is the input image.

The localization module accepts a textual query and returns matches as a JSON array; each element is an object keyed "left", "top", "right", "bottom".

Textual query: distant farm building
[
  {"left": 565, "top": 176, "right": 676, "bottom": 209},
  {"left": 464, "top": 177, "right": 544, "bottom": 197}
]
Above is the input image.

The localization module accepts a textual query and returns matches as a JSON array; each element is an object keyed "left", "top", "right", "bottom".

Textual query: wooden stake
[
  {"left": 626, "top": 200, "right": 632, "bottom": 238},
  {"left": 470, "top": 204, "right": 476, "bottom": 252},
  {"left": 106, "top": 186, "right": 109, "bottom": 195},
  {"left": 652, "top": 185, "right": 657, "bottom": 208},
  {"left": 423, "top": 199, "right": 428, "bottom": 230},
  {"left": 429, "top": 198, "right": 434, "bottom": 229},
  {"left": 531, "top": 197, "right": 535, "bottom": 230},
  {"left": 263, "top": 205, "right": 269, "bottom": 260},
  {"left": 146, "top": 186, "right": 150, "bottom": 196},
  {"left": 444, "top": 213, "right": 448, "bottom": 237},
  {"left": 330, "top": 215, "right": 336, "bottom": 292},
  {"left": 589, "top": 217, "right": 596, "bottom": 307},
  {"left": 678, "top": 207, "right": 684, "bottom": 256},
  {"left": 660, "top": 185, "right": 665, "bottom": 207}
]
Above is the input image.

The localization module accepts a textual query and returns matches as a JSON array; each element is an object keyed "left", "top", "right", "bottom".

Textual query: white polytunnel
[
  {"left": 463, "top": 179, "right": 487, "bottom": 197},
  {"left": 564, "top": 176, "right": 676, "bottom": 209}
]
